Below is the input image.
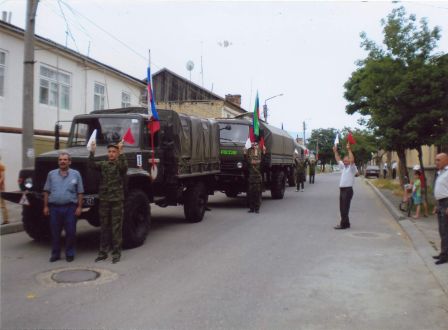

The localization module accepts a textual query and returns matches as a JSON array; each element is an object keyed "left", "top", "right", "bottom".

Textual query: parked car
[{"left": 365, "top": 165, "right": 380, "bottom": 178}]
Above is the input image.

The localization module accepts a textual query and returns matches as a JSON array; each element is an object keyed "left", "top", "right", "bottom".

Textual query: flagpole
[{"left": 148, "top": 49, "right": 151, "bottom": 115}]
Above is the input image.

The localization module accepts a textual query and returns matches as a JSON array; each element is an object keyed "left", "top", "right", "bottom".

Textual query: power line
[
  {"left": 58, "top": 0, "right": 162, "bottom": 70},
  {"left": 57, "top": 0, "right": 79, "bottom": 52}
]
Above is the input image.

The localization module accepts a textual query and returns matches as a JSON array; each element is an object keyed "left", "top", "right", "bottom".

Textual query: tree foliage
[
  {"left": 344, "top": 6, "right": 448, "bottom": 181},
  {"left": 307, "top": 128, "right": 337, "bottom": 167}
]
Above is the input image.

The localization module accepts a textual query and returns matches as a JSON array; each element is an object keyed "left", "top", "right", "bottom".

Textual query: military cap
[{"left": 107, "top": 143, "right": 119, "bottom": 149}]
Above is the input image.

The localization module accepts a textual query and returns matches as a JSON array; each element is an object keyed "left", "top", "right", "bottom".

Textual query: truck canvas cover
[
  {"left": 260, "top": 122, "right": 295, "bottom": 166},
  {"left": 158, "top": 109, "right": 220, "bottom": 175}
]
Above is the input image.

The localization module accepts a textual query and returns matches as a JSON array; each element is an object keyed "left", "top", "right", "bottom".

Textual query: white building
[{"left": 0, "top": 20, "right": 146, "bottom": 191}]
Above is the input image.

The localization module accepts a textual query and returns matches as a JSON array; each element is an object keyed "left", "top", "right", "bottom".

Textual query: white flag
[
  {"left": 334, "top": 133, "right": 339, "bottom": 146},
  {"left": 244, "top": 138, "right": 252, "bottom": 150},
  {"left": 87, "top": 129, "right": 97, "bottom": 151}
]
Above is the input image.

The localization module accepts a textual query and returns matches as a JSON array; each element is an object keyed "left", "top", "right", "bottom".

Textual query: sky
[{"left": 2, "top": 0, "right": 448, "bottom": 136}]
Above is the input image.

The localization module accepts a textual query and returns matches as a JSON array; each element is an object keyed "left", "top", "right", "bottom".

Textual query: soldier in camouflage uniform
[
  {"left": 89, "top": 141, "right": 128, "bottom": 263},
  {"left": 246, "top": 142, "right": 263, "bottom": 214},
  {"left": 309, "top": 159, "right": 316, "bottom": 184},
  {"left": 295, "top": 157, "right": 306, "bottom": 192}
]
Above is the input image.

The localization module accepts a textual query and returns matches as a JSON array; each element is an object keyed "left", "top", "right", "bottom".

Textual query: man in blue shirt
[{"left": 43, "top": 152, "right": 84, "bottom": 262}]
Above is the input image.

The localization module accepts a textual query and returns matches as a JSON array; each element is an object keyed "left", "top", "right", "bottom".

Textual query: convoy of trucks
[{"left": 2, "top": 107, "right": 307, "bottom": 249}]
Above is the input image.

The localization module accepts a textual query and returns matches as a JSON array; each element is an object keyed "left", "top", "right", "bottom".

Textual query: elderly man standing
[
  {"left": 43, "top": 152, "right": 84, "bottom": 262},
  {"left": 333, "top": 143, "right": 357, "bottom": 230},
  {"left": 433, "top": 153, "right": 448, "bottom": 265}
]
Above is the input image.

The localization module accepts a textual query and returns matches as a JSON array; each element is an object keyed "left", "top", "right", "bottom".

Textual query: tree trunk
[{"left": 396, "top": 147, "right": 408, "bottom": 187}]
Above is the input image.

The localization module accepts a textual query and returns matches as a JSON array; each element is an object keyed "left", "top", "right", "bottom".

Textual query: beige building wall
[
  {"left": 390, "top": 145, "right": 438, "bottom": 168},
  {"left": 156, "top": 101, "right": 224, "bottom": 118}
]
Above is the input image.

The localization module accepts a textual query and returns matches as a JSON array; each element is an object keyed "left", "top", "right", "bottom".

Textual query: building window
[
  {"left": 94, "top": 83, "right": 105, "bottom": 110},
  {"left": 39, "top": 65, "right": 71, "bottom": 110},
  {"left": 121, "top": 91, "right": 131, "bottom": 108},
  {"left": 0, "top": 51, "right": 6, "bottom": 97}
]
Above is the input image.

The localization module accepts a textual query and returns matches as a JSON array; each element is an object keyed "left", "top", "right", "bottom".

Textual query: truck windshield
[
  {"left": 219, "top": 123, "right": 249, "bottom": 144},
  {"left": 69, "top": 117, "right": 140, "bottom": 147}
]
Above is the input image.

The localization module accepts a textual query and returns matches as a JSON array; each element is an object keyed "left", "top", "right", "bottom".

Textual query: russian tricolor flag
[{"left": 147, "top": 65, "right": 160, "bottom": 133}]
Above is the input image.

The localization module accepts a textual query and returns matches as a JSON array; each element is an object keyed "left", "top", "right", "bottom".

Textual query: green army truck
[
  {"left": 216, "top": 117, "right": 296, "bottom": 199},
  {"left": 2, "top": 108, "right": 220, "bottom": 248}
]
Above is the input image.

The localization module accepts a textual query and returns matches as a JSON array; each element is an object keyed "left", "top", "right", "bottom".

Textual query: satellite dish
[{"left": 186, "top": 60, "right": 195, "bottom": 71}]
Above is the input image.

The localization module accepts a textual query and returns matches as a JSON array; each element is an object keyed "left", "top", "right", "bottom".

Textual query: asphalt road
[{"left": 1, "top": 173, "right": 448, "bottom": 329}]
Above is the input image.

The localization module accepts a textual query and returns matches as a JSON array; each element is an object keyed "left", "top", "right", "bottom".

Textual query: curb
[
  {"left": 365, "top": 179, "right": 448, "bottom": 294},
  {"left": 0, "top": 222, "right": 24, "bottom": 235}
]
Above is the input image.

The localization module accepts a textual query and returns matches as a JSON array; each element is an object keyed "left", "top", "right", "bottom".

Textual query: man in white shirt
[
  {"left": 333, "top": 143, "right": 357, "bottom": 229},
  {"left": 433, "top": 153, "right": 448, "bottom": 265}
]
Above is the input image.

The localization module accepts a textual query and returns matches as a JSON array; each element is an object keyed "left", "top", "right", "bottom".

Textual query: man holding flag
[
  {"left": 89, "top": 139, "right": 128, "bottom": 263},
  {"left": 333, "top": 134, "right": 357, "bottom": 230}
]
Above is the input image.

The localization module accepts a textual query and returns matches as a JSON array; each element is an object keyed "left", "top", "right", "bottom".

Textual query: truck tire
[
  {"left": 225, "top": 190, "right": 239, "bottom": 198},
  {"left": 184, "top": 182, "right": 207, "bottom": 223},
  {"left": 271, "top": 170, "right": 286, "bottom": 199},
  {"left": 123, "top": 190, "right": 151, "bottom": 249},
  {"left": 22, "top": 205, "right": 51, "bottom": 241}
]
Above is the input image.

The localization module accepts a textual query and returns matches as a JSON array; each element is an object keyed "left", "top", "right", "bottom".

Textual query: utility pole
[
  {"left": 302, "top": 121, "right": 306, "bottom": 146},
  {"left": 22, "top": 0, "right": 39, "bottom": 168}
]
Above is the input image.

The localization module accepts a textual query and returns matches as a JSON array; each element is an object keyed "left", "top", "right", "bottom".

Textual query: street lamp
[{"left": 263, "top": 93, "right": 283, "bottom": 123}]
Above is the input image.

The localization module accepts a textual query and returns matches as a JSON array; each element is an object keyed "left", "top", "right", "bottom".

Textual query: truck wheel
[
  {"left": 22, "top": 205, "right": 51, "bottom": 241},
  {"left": 287, "top": 172, "right": 296, "bottom": 187},
  {"left": 225, "top": 190, "right": 239, "bottom": 198},
  {"left": 123, "top": 190, "right": 151, "bottom": 249},
  {"left": 271, "top": 170, "right": 286, "bottom": 199},
  {"left": 184, "top": 182, "right": 207, "bottom": 223}
]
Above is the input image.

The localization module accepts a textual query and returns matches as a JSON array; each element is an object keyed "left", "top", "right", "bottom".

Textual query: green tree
[
  {"left": 344, "top": 6, "right": 446, "bottom": 185},
  {"left": 307, "top": 128, "right": 337, "bottom": 171},
  {"left": 339, "top": 128, "right": 378, "bottom": 169}
]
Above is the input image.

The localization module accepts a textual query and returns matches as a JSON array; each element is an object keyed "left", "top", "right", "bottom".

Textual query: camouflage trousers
[
  {"left": 98, "top": 200, "right": 123, "bottom": 258},
  {"left": 247, "top": 181, "right": 262, "bottom": 211}
]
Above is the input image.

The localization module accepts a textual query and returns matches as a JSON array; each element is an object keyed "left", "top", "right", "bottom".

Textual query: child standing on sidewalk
[{"left": 412, "top": 170, "right": 422, "bottom": 219}]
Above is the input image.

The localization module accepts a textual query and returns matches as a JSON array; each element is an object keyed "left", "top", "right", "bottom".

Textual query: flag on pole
[
  {"left": 147, "top": 65, "right": 160, "bottom": 134},
  {"left": 122, "top": 127, "right": 135, "bottom": 145},
  {"left": 334, "top": 133, "right": 339, "bottom": 146},
  {"left": 253, "top": 91, "right": 260, "bottom": 137},
  {"left": 281, "top": 123, "right": 284, "bottom": 130},
  {"left": 347, "top": 131, "right": 356, "bottom": 145}
]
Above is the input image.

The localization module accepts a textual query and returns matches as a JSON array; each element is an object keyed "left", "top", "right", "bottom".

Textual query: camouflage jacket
[
  {"left": 246, "top": 147, "right": 262, "bottom": 183},
  {"left": 89, "top": 153, "right": 128, "bottom": 201},
  {"left": 295, "top": 159, "right": 306, "bottom": 178}
]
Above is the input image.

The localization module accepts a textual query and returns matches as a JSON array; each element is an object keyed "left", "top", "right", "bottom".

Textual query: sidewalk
[
  {"left": 366, "top": 179, "right": 448, "bottom": 294},
  {"left": 0, "top": 200, "right": 23, "bottom": 235}
]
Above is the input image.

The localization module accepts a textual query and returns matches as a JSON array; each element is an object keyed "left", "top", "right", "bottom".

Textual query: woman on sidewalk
[{"left": 412, "top": 170, "right": 422, "bottom": 219}]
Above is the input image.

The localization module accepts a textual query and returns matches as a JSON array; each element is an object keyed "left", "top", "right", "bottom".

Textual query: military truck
[
  {"left": 2, "top": 108, "right": 220, "bottom": 248},
  {"left": 216, "top": 117, "right": 295, "bottom": 199}
]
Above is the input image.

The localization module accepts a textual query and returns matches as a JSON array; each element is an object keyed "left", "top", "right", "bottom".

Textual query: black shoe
[
  {"left": 49, "top": 256, "right": 60, "bottom": 262},
  {"left": 435, "top": 258, "right": 447, "bottom": 265},
  {"left": 334, "top": 224, "right": 350, "bottom": 230},
  {"left": 112, "top": 256, "right": 120, "bottom": 264},
  {"left": 95, "top": 255, "right": 107, "bottom": 262},
  {"left": 66, "top": 256, "right": 74, "bottom": 262},
  {"left": 433, "top": 255, "right": 441, "bottom": 260},
  {"left": 248, "top": 209, "right": 254, "bottom": 213},
  {"left": 255, "top": 210, "right": 260, "bottom": 214}
]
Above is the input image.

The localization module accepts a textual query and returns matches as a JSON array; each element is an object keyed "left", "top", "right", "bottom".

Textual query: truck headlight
[
  {"left": 237, "top": 162, "right": 243, "bottom": 169},
  {"left": 24, "top": 178, "right": 33, "bottom": 189}
]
